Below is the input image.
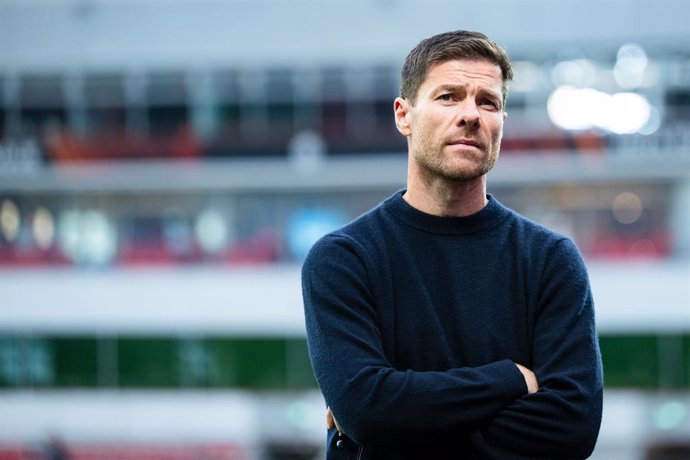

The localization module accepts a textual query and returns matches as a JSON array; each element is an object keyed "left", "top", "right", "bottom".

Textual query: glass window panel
[
  {"left": 207, "top": 338, "right": 287, "bottom": 389},
  {"left": 20, "top": 74, "right": 64, "bottom": 108},
  {"left": 118, "top": 338, "right": 179, "bottom": 387},
  {"left": 599, "top": 335, "right": 658, "bottom": 388},
  {"left": 213, "top": 70, "right": 239, "bottom": 103},
  {"left": 147, "top": 105, "right": 188, "bottom": 136},
  {"left": 84, "top": 73, "right": 126, "bottom": 108},
  {"left": 266, "top": 69, "right": 293, "bottom": 104},
  {"left": 52, "top": 337, "right": 98, "bottom": 387},
  {"left": 147, "top": 72, "right": 188, "bottom": 106}
]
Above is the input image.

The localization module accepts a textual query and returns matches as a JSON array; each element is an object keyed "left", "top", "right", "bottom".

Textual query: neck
[{"left": 403, "top": 166, "right": 488, "bottom": 217}]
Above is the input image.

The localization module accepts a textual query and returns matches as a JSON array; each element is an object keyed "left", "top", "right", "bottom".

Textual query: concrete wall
[{"left": 1, "top": 0, "right": 689, "bottom": 72}]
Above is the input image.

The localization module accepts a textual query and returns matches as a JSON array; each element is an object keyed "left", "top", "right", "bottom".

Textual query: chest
[{"left": 374, "top": 235, "right": 538, "bottom": 370}]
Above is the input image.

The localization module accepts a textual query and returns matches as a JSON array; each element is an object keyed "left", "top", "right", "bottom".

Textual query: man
[{"left": 302, "top": 30, "right": 603, "bottom": 459}]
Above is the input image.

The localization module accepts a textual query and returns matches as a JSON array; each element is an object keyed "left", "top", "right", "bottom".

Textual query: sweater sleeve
[
  {"left": 472, "top": 238, "right": 604, "bottom": 459},
  {"left": 302, "top": 234, "right": 528, "bottom": 445}
]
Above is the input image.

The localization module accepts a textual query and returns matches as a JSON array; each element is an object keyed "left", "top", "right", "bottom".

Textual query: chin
[
  {"left": 444, "top": 172, "right": 485, "bottom": 183},
  {"left": 441, "top": 159, "right": 495, "bottom": 182}
]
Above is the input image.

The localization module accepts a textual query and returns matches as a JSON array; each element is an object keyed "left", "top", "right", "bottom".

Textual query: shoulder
[
  {"left": 302, "top": 197, "right": 391, "bottom": 272},
  {"left": 509, "top": 211, "right": 588, "bottom": 279},
  {"left": 496, "top": 200, "right": 587, "bottom": 271},
  {"left": 500, "top": 203, "right": 573, "bottom": 249},
  {"left": 309, "top": 194, "right": 395, "bottom": 255},
  {"left": 495, "top": 207, "right": 594, "bottom": 305}
]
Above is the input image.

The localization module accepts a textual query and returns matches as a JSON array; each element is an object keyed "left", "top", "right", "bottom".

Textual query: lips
[{"left": 448, "top": 139, "right": 482, "bottom": 148}]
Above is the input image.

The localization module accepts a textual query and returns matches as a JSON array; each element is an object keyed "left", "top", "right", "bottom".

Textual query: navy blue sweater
[{"left": 302, "top": 191, "right": 603, "bottom": 459}]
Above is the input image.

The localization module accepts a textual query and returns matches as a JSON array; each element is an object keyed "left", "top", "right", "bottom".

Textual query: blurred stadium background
[{"left": 0, "top": 0, "right": 689, "bottom": 459}]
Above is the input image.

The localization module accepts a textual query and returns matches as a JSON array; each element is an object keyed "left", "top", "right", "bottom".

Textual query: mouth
[{"left": 447, "top": 139, "right": 482, "bottom": 149}]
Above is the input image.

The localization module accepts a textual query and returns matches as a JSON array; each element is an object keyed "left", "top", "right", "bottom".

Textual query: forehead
[{"left": 421, "top": 59, "right": 503, "bottom": 92}]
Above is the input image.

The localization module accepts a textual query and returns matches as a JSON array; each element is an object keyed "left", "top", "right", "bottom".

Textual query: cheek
[
  {"left": 418, "top": 112, "right": 445, "bottom": 134},
  {"left": 487, "top": 119, "right": 503, "bottom": 141}
]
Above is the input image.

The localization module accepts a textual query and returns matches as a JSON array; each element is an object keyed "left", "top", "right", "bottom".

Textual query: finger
[{"left": 326, "top": 407, "right": 335, "bottom": 429}]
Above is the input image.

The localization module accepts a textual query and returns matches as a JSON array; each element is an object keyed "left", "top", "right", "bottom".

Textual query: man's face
[{"left": 395, "top": 59, "right": 507, "bottom": 183}]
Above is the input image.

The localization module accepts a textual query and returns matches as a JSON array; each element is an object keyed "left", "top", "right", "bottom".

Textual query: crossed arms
[
  {"left": 327, "top": 362, "right": 539, "bottom": 430},
  {"left": 302, "top": 235, "right": 603, "bottom": 458}
]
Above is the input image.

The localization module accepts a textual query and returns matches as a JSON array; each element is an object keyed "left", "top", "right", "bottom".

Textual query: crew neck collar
[{"left": 385, "top": 189, "right": 510, "bottom": 235}]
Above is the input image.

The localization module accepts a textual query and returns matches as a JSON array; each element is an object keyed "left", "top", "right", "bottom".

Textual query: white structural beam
[{"left": 1, "top": 261, "right": 688, "bottom": 334}]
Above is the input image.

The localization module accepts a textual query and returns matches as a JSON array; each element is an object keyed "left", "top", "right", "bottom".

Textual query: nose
[{"left": 456, "top": 100, "right": 480, "bottom": 129}]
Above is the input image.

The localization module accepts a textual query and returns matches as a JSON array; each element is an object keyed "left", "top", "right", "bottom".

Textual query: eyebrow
[{"left": 433, "top": 84, "right": 464, "bottom": 95}]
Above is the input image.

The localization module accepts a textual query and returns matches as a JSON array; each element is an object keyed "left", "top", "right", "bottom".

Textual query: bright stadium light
[
  {"left": 614, "top": 43, "right": 648, "bottom": 89},
  {"left": 653, "top": 401, "right": 688, "bottom": 431},
  {"left": 548, "top": 86, "right": 651, "bottom": 134},
  {"left": 612, "top": 192, "right": 643, "bottom": 225},
  {"left": 547, "top": 86, "right": 605, "bottom": 130},
  {"left": 58, "top": 209, "right": 117, "bottom": 265},
  {"left": 638, "top": 106, "right": 661, "bottom": 135},
  {"left": 195, "top": 207, "right": 229, "bottom": 254},
  {"left": 80, "top": 210, "right": 118, "bottom": 265},
  {"left": 0, "top": 199, "right": 21, "bottom": 242},
  {"left": 32, "top": 207, "right": 55, "bottom": 250},
  {"left": 604, "top": 92, "right": 651, "bottom": 134}
]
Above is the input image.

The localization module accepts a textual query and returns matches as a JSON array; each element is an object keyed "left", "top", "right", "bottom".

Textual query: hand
[
  {"left": 515, "top": 363, "right": 539, "bottom": 394},
  {"left": 326, "top": 407, "right": 345, "bottom": 433}
]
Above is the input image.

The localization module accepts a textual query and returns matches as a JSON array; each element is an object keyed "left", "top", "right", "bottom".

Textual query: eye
[
  {"left": 437, "top": 93, "right": 454, "bottom": 102},
  {"left": 479, "top": 99, "right": 499, "bottom": 109}
]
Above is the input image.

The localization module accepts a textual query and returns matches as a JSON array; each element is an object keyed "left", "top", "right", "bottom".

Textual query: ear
[
  {"left": 503, "top": 110, "right": 508, "bottom": 122},
  {"left": 394, "top": 97, "right": 413, "bottom": 137}
]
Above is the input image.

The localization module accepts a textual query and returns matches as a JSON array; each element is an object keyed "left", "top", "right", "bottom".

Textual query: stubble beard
[{"left": 412, "top": 134, "right": 500, "bottom": 185}]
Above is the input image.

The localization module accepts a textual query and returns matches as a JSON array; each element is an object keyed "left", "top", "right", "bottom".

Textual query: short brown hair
[{"left": 400, "top": 30, "right": 513, "bottom": 105}]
